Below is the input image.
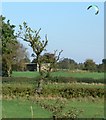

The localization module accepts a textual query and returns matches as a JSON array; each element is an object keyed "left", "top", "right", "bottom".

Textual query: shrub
[
  {"left": 2, "top": 76, "right": 104, "bottom": 84},
  {"left": 41, "top": 85, "right": 104, "bottom": 99},
  {"left": 46, "top": 76, "right": 104, "bottom": 84},
  {"left": 2, "top": 77, "right": 39, "bottom": 84}
]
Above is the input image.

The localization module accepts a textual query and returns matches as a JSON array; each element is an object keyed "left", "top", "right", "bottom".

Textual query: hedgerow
[
  {"left": 2, "top": 76, "right": 104, "bottom": 84},
  {"left": 2, "top": 82, "right": 104, "bottom": 98}
]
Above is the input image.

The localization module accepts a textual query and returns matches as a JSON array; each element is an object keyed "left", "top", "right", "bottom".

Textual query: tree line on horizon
[{"left": 31, "top": 56, "right": 105, "bottom": 73}]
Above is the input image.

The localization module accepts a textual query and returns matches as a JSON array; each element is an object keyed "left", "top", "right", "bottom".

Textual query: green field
[
  {"left": 2, "top": 99, "right": 52, "bottom": 118},
  {"left": 12, "top": 71, "right": 104, "bottom": 79},
  {"left": 2, "top": 71, "right": 104, "bottom": 118},
  {"left": 2, "top": 98, "right": 104, "bottom": 118},
  {"left": 12, "top": 71, "right": 40, "bottom": 78}
]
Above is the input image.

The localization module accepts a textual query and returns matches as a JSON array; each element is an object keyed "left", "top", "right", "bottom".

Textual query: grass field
[
  {"left": 2, "top": 99, "right": 52, "bottom": 118},
  {"left": 12, "top": 71, "right": 104, "bottom": 79},
  {"left": 2, "top": 98, "right": 104, "bottom": 118},
  {"left": 12, "top": 71, "right": 40, "bottom": 78}
]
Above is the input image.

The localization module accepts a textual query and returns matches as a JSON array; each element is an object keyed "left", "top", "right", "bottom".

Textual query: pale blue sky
[{"left": 2, "top": 2, "right": 104, "bottom": 64}]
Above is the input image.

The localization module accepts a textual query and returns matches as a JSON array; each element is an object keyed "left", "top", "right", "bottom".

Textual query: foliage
[
  {"left": 35, "top": 97, "right": 104, "bottom": 118},
  {"left": 17, "top": 22, "right": 63, "bottom": 93},
  {"left": 2, "top": 77, "right": 38, "bottom": 84},
  {"left": 1, "top": 16, "right": 29, "bottom": 76},
  {"left": 17, "top": 22, "right": 48, "bottom": 72},
  {"left": 42, "top": 83, "right": 104, "bottom": 98},
  {"left": 57, "top": 58, "right": 105, "bottom": 73},
  {"left": 97, "top": 64, "right": 104, "bottom": 73},
  {"left": 2, "top": 77, "right": 104, "bottom": 98},
  {"left": 1, "top": 15, "right": 17, "bottom": 76},
  {"left": 36, "top": 98, "right": 83, "bottom": 119},
  {"left": 47, "top": 76, "right": 104, "bottom": 84},
  {"left": 1, "top": 15, "right": 16, "bottom": 54},
  {"left": 84, "top": 59, "right": 97, "bottom": 72},
  {"left": 2, "top": 75, "right": 104, "bottom": 84},
  {"left": 57, "top": 58, "right": 77, "bottom": 70},
  {"left": 17, "top": 22, "right": 49, "bottom": 92}
]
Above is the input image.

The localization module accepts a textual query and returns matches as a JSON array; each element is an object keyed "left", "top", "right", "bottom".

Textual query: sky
[{"left": 2, "top": 2, "right": 104, "bottom": 64}]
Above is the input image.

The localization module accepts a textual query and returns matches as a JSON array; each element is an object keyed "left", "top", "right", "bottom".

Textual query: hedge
[
  {"left": 2, "top": 76, "right": 104, "bottom": 84},
  {"left": 2, "top": 83, "right": 104, "bottom": 98}
]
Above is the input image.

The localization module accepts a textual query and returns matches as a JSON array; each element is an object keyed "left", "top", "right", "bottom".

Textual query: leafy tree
[
  {"left": 97, "top": 59, "right": 106, "bottom": 72},
  {"left": 97, "top": 64, "right": 104, "bottom": 72},
  {"left": 84, "top": 59, "right": 97, "bottom": 72},
  {"left": 57, "top": 58, "right": 77, "bottom": 70},
  {"left": 1, "top": 16, "right": 30, "bottom": 76},
  {"left": 77, "top": 63, "right": 85, "bottom": 70},
  {"left": 102, "top": 59, "right": 106, "bottom": 64},
  {"left": 58, "top": 58, "right": 70, "bottom": 70},
  {"left": 1, "top": 15, "right": 17, "bottom": 76},
  {"left": 102, "top": 59, "right": 106, "bottom": 72},
  {"left": 1, "top": 15, "right": 16, "bottom": 54}
]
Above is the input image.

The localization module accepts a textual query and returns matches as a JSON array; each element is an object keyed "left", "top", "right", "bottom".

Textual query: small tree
[
  {"left": 17, "top": 22, "right": 48, "bottom": 72},
  {"left": 17, "top": 22, "right": 63, "bottom": 93},
  {"left": 17, "top": 22, "right": 48, "bottom": 91}
]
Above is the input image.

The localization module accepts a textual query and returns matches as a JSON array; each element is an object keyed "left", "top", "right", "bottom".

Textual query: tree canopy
[{"left": 1, "top": 16, "right": 29, "bottom": 76}]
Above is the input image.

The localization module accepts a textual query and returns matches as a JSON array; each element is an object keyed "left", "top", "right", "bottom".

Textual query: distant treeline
[
  {"left": 12, "top": 57, "right": 105, "bottom": 73},
  {"left": 56, "top": 58, "right": 105, "bottom": 72}
]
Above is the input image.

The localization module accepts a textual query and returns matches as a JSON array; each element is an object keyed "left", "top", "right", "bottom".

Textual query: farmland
[
  {"left": 2, "top": 99, "right": 52, "bottom": 118},
  {"left": 12, "top": 71, "right": 104, "bottom": 79},
  {"left": 2, "top": 7, "right": 105, "bottom": 119},
  {"left": 2, "top": 71, "right": 104, "bottom": 119},
  {"left": 2, "top": 97, "right": 104, "bottom": 118}
]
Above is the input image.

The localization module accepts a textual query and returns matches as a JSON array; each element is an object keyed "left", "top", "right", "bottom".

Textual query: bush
[
  {"left": 2, "top": 76, "right": 104, "bottom": 84},
  {"left": 42, "top": 85, "right": 104, "bottom": 98},
  {"left": 2, "top": 77, "right": 39, "bottom": 84},
  {"left": 46, "top": 76, "right": 104, "bottom": 84},
  {"left": 76, "top": 78, "right": 104, "bottom": 84},
  {"left": 3, "top": 84, "right": 104, "bottom": 98},
  {"left": 2, "top": 84, "right": 35, "bottom": 98},
  {"left": 47, "top": 76, "right": 76, "bottom": 83}
]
